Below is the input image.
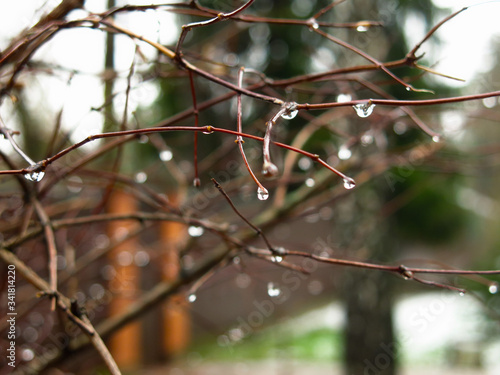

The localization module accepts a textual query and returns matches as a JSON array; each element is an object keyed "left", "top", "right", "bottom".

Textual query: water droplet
[
  {"left": 338, "top": 145, "right": 352, "bottom": 160},
  {"left": 267, "top": 282, "right": 281, "bottom": 297},
  {"left": 305, "top": 177, "right": 315, "bottom": 187},
  {"left": 393, "top": 121, "right": 408, "bottom": 135},
  {"left": 459, "top": 291, "right": 466, "bottom": 297},
  {"left": 262, "top": 161, "right": 279, "bottom": 178},
  {"left": 361, "top": 132, "right": 374, "bottom": 146},
  {"left": 298, "top": 156, "right": 312, "bottom": 171},
  {"left": 489, "top": 283, "right": 498, "bottom": 294},
  {"left": 406, "top": 86, "right": 412, "bottom": 91},
  {"left": 271, "top": 255, "right": 283, "bottom": 263},
  {"left": 432, "top": 135, "right": 441, "bottom": 143},
  {"left": 281, "top": 108, "right": 298, "bottom": 120},
  {"left": 257, "top": 186, "right": 269, "bottom": 201},
  {"left": 134, "top": 172, "right": 147, "bottom": 184},
  {"left": 356, "top": 25, "right": 369, "bottom": 32},
  {"left": 343, "top": 177, "right": 356, "bottom": 190},
  {"left": 24, "top": 163, "right": 46, "bottom": 182},
  {"left": 187, "top": 293, "right": 197, "bottom": 303},
  {"left": 159, "top": 150, "right": 173, "bottom": 161},
  {"left": 353, "top": 102, "right": 375, "bottom": 118},
  {"left": 202, "top": 126, "right": 214, "bottom": 134},
  {"left": 117, "top": 251, "right": 133, "bottom": 266},
  {"left": 273, "top": 246, "right": 286, "bottom": 255},
  {"left": 188, "top": 225, "right": 204, "bottom": 237},
  {"left": 309, "top": 20, "right": 319, "bottom": 30},
  {"left": 134, "top": 250, "right": 150, "bottom": 267},
  {"left": 21, "top": 348, "right": 35, "bottom": 361},
  {"left": 482, "top": 97, "right": 497, "bottom": 109},
  {"left": 337, "top": 93, "right": 352, "bottom": 103},
  {"left": 193, "top": 177, "right": 201, "bottom": 187}
]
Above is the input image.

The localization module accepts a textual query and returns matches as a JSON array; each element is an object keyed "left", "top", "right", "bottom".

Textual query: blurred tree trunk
[{"left": 343, "top": 270, "right": 396, "bottom": 375}]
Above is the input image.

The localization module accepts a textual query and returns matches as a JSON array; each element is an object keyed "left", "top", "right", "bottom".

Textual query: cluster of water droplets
[{"left": 353, "top": 101, "right": 376, "bottom": 118}]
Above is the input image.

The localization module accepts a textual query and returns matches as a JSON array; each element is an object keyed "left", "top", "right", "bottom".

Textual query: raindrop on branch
[
  {"left": 267, "top": 282, "right": 281, "bottom": 298},
  {"left": 353, "top": 102, "right": 375, "bottom": 118},
  {"left": 187, "top": 293, "right": 197, "bottom": 303},
  {"left": 262, "top": 161, "right": 279, "bottom": 178},
  {"left": 308, "top": 20, "right": 319, "bottom": 31},
  {"left": 281, "top": 103, "right": 298, "bottom": 120},
  {"left": 188, "top": 226, "right": 204, "bottom": 237},
  {"left": 202, "top": 126, "right": 214, "bottom": 134},
  {"left": 257, "top": 187, "right": 269, "bottom": 201},
  {"left": 343, "top": 178, "right": 356, "bottom": 190},
  {"left": 24, "top": 163, "right": 46, "bottom": 182},
  {"left": 356, "top": 25, "right": 369, "bottom": 32}
]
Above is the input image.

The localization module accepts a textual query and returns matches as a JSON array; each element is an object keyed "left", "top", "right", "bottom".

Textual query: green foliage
[{"left": 389, "top": 170, "right": 469, "bottom": 244}]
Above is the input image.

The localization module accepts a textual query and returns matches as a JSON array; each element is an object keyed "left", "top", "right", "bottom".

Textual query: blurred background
[{"left": 1, "top": 1, "right": 500, "bottom": 374}]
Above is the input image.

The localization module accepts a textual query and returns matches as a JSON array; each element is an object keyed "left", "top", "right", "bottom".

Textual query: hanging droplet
[
  {"left": 24, "top": 170, "right": 45, "bottom": 182},
  {"left": 267, "top": 282, "right": 281, "bottom": 297},
  {"left": 159, "top": 150, "right": 173, "bottom": 161},
  {"left": 406, "top": 86, "right": 412, "bottom": 91},
  {"left": 338, "top": 145, "right": 352, "bottom": 160},
  {"left": 281, "top": 102, "right": 299, "bottom": 120},
  {"left": 353, "top": 102, "right": 375, "bottom": 118},
  {"left": 309, "top": 21, "right": 319, "bottom": 31},
  {"left": 257, "top": 186, "right": 269, "bottom": 201},
  {"left": 489, "top": 283, "right": 498, "bottom": 294},
  {"left": 262, "top": 161, "right": 279, "bottom": 178},
  {"left": 305, "top": 178, "right": 315, "bottom": 187},
  {"left": 432, "top": 135, "right": 441, "bottom": 143},
  {"left": 187, "top": 293, "right": 197, "bottom": 303},
  {"left": 281, "top": 108, "right": 298, "bottom": 120},
  {"left": 356, "top": 25, "right": 369, "bottom": 32},
  {"left": 459, "top": 291, "right": 466, "bottom": 297},
  {"left": 202, "top": 126, "right": 214, "bottom": 134},
  {"left": 343, "top": 177, "right": 356, "bottom": 190},
  {"left": 193, "top": 177, "right": 201, "bottom": 187},
  {"left": 134, "top": 172, "right": 147, "bottom": 184},
  {"left": 188, "top": 225, "right": 204, "bottom": 237}
]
